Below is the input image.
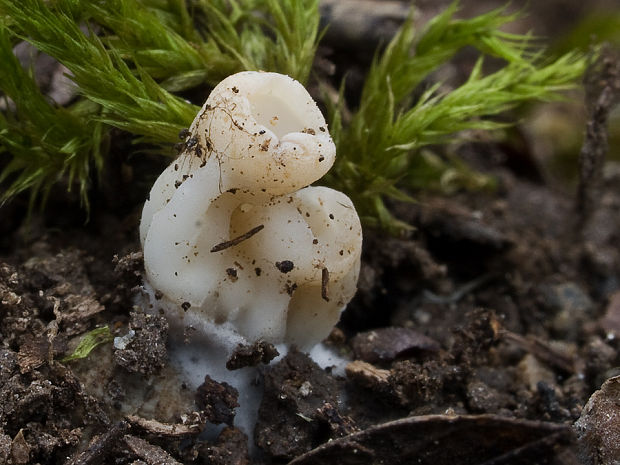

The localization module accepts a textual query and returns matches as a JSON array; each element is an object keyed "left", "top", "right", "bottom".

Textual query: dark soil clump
[{"left": 113, "top": 311, "right": 168, "bottom": 376}]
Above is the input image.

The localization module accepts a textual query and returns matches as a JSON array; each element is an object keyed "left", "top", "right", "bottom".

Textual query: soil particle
[
  {"left": 351, "top": 327, "right": 440, "bottom": 364},
  {"left": 344, "top": 359, "right": 405, "bottom": 417},
  {"left": 32, "top": 426, "right": 82, "bottom": 461},
  {"left": 113, "top": 311, "right": 168, "bottom": 376},
  {"left": 583, "top": 337, "right": 617, "bottom": 387},
  {"left": 4, "top": 362, "right": 62, "bottom": 425},
  {"left": 470, "top": 366, "right": 515, "bottom": 394},
  {"left": 0, "top": 262, "right": 48, "bottom": 348},
  {"left": 315, "top": 402, "right": 359, "bottom": 438},
  {"left": 23, "top": 249, "right": 106, "bottom": 336},
  {"left": 451, "top": 308, "right": 502, "bottom": 366},
  {"left": 535, "top": 381, "right": 572, "bottom": 423},
  {"left": 195, "top": 375, "right": 239, "bottom": 426},
  {"left": 541, "top": 281, "right": 593, "bottom": 315},
  {"left": 1, "top": 343, "right": 110, "bottom": 463},
  {"left": 275, "top": 260, "right": 294, "bottom": 273},
  {"left": 255, "top": 349, "right": 341, "bottom": 460},
  {"left": 541, "top": 282, "right": 593, "bottom": 316},
  {"left": 98, "top": 249, "right": 145, "bottom": 314},
  {"left": 17, "top": 333, "right": 67, "bottom": 374},
  {"left": 0, "top": 433, "right": 10, "bottom": 464},
  {"left": 466, "top": 379, "right": 513, "bottom": 414},
  {"left": 0, "top": 347, "right": 18, "bottom": 381},
  {"left": 226, "top": 340, "right": 280, "bottom": 370},
  {"left": 540, "top": 282, "right": 594, "bottom": 339},
  {"left": 389, "top": 360, "right": 456, "bottom": 409},
  {"left": 112, "top": 252, "right": 144, "bottom": 292},
  {"left": 195, "top": 427, "right": 249, "bottom": 465},
  {"left": 518, "top": 353, "right": 557, "bottom": 392},
  {"left": 345, "top": 360, "right": 391, "bottom": 392}
]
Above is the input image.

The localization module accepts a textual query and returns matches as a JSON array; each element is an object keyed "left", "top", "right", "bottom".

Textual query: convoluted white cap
[{"left": 140, "top": 71, "right": 361, "bottom": 349}]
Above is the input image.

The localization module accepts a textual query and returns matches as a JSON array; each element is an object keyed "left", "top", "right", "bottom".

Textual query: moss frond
[
  {"left": 0, "top": 25, "right": 101, "bottom": 211},
  {"left": 83, "top": 0, "right": 240, "bottom": 91},
  {"left": 196, "top": 0, "right": 320, "bottom": 84},
  {"left": 325, "top": 2, "right": 589, "bottom": 232},
  {"left": 1, "top": 0, "right": 198, "bottom": 144}
]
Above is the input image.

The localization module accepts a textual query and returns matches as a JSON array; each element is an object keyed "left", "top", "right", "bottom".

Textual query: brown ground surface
[{"left": 1, "top": 1, "right": 620, "bottom": 464}]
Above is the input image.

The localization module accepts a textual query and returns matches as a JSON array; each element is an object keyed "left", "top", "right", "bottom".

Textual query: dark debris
[
  {"left": 196, "top": 376, "right": 239, "bottom": 426},
  {"left": 195, "top": 427, "right": 249, "bottom": 465},
  {"left": 123, "top": 434, "right": 182, "bottom": 465},
  {"left": 275, "top": 260, "right": 295, "bottom": 273},
  {"left": 255, "top": 349, "right": 342, "bottom": 460},
  {"left": 113, "top": 311, "right": 168, "bottom": 376},
  {"left": 351, "top": 327, "right": 440, "bottom": 364},
  {"left": 67, "top": 421, "right": 128, "bottom": 465},
  {"left": 226, "top": 340, "right": 279, "bottom": 370}
]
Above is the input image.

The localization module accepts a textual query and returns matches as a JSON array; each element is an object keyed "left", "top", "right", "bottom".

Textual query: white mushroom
[{"left": 140, "top": 71, "right": 362, "bottom": 350}]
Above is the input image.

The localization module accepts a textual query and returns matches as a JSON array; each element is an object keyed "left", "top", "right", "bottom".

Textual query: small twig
[
  {"left": 321, "top": 267, "right": 330, "bottom": 302},
  {"left": 575, "top": 47, "right": 620, "bottom": 233},
  {"left": 501, "top": 331, "right": 574, "bottom": 373},
  {"left": 125, "top": 414, "right": 202, "bottom": 438},
  {"left": 210, "top": 225, "right": 264, "bottom": 253},
  {"left": 66, "top": 421, "right": 129, "bottom": 465}
]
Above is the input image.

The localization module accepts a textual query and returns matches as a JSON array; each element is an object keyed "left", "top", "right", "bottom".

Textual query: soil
[{"left": 1, "top": 1, "right": 620, "bottom": 464}]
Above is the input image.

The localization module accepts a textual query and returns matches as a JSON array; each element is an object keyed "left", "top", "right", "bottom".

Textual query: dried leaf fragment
[{"left": 575, "top": 376, "right": 620, "bottom": 465}]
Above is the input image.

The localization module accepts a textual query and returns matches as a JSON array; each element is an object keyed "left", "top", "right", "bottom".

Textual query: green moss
[
  {"left": 61, "top": 326, "right": 114, "bottom": 363},
  {"left": 0, "top": 0, "right": 590, "bottom": 231},
  {"left": 324, "top": 4, "right": 589, "bottom": 231},
  {"left": 0, "top": 0, "right": 319, "bottom": 210}
]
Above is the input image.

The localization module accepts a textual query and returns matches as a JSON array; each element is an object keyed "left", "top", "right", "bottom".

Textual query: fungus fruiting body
[
  {"left": 139, "top": 71, "right": 362, "bottom": 436},
  {"left": 141, "top": 71, "right": 362, "bottom": 349}
]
